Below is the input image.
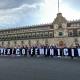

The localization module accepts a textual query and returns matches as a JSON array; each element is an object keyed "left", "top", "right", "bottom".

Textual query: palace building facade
[{"left": 0, "top": 13, "right": 80, "bottom": 47}]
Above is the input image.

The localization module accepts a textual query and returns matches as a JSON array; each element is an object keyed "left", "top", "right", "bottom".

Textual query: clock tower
[{"left": 53, "top": 11, "right": 68, "bottom": 38}]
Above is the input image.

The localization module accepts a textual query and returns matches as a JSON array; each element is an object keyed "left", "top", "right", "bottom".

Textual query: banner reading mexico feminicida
[{"left": 0, "top": 47, "right": 79, "bottom": 57}]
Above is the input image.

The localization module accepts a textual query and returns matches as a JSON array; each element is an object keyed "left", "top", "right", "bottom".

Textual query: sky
[{"left": 0, "top": 0, "right": 80, "bottom": 29}]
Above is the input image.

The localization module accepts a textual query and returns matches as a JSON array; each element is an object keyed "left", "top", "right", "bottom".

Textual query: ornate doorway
[{"left": 59, "top": 41, "right": 64, "bottom": 47}]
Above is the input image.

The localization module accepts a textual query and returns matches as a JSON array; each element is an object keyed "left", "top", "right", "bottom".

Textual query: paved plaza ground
[{"left": 0, "top": 56, "right": 80, "bottom": 80}]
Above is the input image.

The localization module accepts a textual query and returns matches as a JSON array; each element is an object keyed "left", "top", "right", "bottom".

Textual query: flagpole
[{"left": 58, "top": 0, "right": 59, "bottom": 13}]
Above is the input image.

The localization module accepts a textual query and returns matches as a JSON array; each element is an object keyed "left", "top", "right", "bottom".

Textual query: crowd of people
[{"left": 2, "top": 42, "right": 80, "bottom": 49}]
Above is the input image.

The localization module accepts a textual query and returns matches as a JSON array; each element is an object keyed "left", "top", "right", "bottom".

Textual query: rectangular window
[
  {"left": 59, "top": 32, "right": 63, "bottom": 36},
  {"left": 40, "top": 32, "right": 44, "bottom": 37},
  {"left": 78, "top": 31, "right": 80, "bottom": 36},
  {"left": 36, "top": 33, "right": 40, "bottom": 38},
  {"left": 44, "top": 32, "right": 48, "bottom": 37},
  {"left": 28, "top": 33, "right": 31, "bottom": 38},
  {"left": 32, "top": 33, "right": 36, "bottom": 38},
  {"left": 68, "top": 32, "right": 73, "bottom": 37},
  {"left": 49, "top": 32, "right": 53, "bottom": 37}
]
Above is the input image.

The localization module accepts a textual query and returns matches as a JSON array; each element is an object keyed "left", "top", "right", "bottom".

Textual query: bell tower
[{"left": 53, "top": 0, "right": 68, "bottom": 38}]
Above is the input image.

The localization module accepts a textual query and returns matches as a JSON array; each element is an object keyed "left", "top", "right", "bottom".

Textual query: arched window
[
  {"left": 21, "top": 41, "right": 24, "bottom": 44},
  {"left": 28, "top": 40, "right": 31, "bottom": 46},
  {"left": 2, "top": 41, "right": 4, "bottom": 47},
  {"left": 14, "top": 41, "right": 17, "bottom": 46},
  {"left": 74, "top": 38, "right": 78, "bottom": 43},
  {"left": 36, "top": 40, "right": 39, "bottom": 46},
  {"left": 45, "top": 39, "right": 48, "bottom": 45},
  {"left": 8, "top": 41, "right": 10, "bottom": 47},
  {"left": 74, "top": 38, "right": 78, "bottom": 46}
]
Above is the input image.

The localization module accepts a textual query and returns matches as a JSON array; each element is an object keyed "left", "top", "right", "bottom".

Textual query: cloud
[
  {"left": 60, "top": 2, "right": 80, "bottom": 20},
  {"left": 0, "top": 0, "right": 80, "bottom": 29},
  {"left": 0, "top": 0, "right": 42, "bottom": 9},
  {"left": 38, "top": 0, "right": 80, "bottom": 23},
  {"left": 63, "top": 0, "right": 80, "bottom": 10},
  {"left": 0, "top": 0, "right": 43, "bottom": 29}
]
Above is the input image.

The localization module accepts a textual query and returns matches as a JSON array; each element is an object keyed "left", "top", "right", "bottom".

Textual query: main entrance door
[{"left": 59, "top": 41, "right": 64, "bottom": 47}]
